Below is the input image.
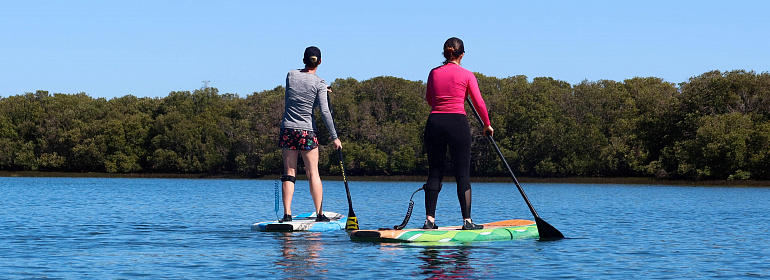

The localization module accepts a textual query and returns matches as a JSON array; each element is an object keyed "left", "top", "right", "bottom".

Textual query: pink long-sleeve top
[{"left": 426, "top": 63, "right": 491, "bottom": 126}]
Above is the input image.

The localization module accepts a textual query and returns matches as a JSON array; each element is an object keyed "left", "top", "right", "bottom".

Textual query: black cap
[{"left": 304, "top": 46, "right": 321, "bottom": 63}]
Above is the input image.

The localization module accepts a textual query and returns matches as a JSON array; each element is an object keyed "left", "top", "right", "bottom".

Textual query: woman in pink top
[{"left": 423, "top": 37, "right": 494, "bottom": 230}]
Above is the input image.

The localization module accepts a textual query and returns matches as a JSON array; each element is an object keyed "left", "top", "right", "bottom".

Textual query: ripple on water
[{"left": 0, "top": 178, "right": 769, "bottom": 279}]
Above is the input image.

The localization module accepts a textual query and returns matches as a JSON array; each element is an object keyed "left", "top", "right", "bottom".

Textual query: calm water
[{"left": 1, "top": 177, "right": 769, "bottom": 279}]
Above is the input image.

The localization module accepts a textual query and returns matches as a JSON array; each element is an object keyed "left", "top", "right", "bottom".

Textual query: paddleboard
[
  {"left": 349, "top": 219, "right": 539, "bottom": 243},
  {"left": 252, "top": 212, "right": 346, "bottom": 232}
]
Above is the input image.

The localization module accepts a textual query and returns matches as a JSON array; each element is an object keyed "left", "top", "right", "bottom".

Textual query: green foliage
[
  {"left": 748, "top": 121, "right": 770, "bottom": 177},
  {"left": 2, "top": 70, "right": 769, "bottom": 180}
]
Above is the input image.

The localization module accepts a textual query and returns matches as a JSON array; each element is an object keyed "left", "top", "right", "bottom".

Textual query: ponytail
[
  {"left": 442, "top": 37, "right": 465, "bottom": 64},
  {"left": 304, "top": 56, "right": 320, "bottom": 68}
]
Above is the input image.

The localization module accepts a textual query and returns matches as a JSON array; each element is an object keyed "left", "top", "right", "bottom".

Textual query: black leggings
[{"left": 423, "top": 113, "right": 473, "bottom": 219}]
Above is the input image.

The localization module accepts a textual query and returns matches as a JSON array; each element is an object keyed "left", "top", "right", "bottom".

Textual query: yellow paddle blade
[{"left": 345, "top": 216, "right": 359, "bottom": 230}]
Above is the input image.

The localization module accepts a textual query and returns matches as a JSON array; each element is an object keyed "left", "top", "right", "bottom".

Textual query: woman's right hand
[{"left": 333, "top": 138, "right": 342, "bottom": 150}]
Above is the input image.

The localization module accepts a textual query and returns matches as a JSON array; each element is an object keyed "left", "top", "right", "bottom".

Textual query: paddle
[
  {"left": 338, "top": 148, "right": 359, "bottom": 230},
  {"left": 325, "top": 85, "right": 358, "bottom": 230},
  {"left": 466, "top": 96, "right": 565, "bottom": 240}
]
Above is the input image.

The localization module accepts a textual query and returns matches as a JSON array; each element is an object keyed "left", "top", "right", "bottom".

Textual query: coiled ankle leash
[{"left": 393, "top": 185, "right": 424, "bottom": 230}]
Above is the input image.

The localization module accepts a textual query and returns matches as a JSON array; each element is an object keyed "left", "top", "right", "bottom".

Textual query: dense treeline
[{"left": 1, "top": 70, "right": 769, "bottom": 180}]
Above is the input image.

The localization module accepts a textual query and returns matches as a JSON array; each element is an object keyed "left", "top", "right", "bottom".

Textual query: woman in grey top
[{"left": 278, "top": 46, "right": 342, "bottom": 222}]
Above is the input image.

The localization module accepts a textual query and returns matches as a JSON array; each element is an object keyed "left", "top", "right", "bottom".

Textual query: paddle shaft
[
  {"left": 465, "top": 97, "right": 541, "bottom": 217},
  {"left": 327, "top": 87, "right": 352, "bottom": 213},
  {"left": 338, "top": 149, "right": 359, "bottom": 230},
  {"left": 326, "top": 86, "right": 359, "bottom": 230},
  {"left": 338, "top": 149, "right": 355, "bottom": 214},
  {"left": 466, "top": 96, "right": 564, "bottom": 239}
]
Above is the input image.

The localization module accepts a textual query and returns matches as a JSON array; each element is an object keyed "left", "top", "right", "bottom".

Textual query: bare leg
[
  {"left": 282, "top": 149, "right": 299, "bottom": 216},
  {"left": 301, "top": 148, "right": 323, "bottom": 214}
]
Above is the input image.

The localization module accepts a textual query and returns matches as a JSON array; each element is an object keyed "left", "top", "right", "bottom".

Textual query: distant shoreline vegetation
[
  {"left": 2, "top": 70, "right": 769, "bottom": 181},
  {"left": 1, "top": 171, "right": 768, "bottom": 187}
]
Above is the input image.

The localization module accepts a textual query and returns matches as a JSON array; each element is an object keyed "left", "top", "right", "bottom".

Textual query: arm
[
  {"left": 425, "top": 71, "right": 435, "bottom": 107},
  {"left": 317, "top": 82, "right": 339, "bottom": 141},
  {"left": 326, "top": 86, "right": 342, "bottom": 149},
  {"left": 467, "top": 75, "right": 491, "bottom": 127}
]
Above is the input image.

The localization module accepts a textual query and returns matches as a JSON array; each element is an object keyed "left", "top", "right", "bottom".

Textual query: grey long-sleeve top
[{"left": 280, "top": 69, "right": 338, "bottom": 140}]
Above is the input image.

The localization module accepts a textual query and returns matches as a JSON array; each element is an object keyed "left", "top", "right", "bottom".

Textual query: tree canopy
[{"left": 2, "top": 70, "right": 769, "bottom": 180}]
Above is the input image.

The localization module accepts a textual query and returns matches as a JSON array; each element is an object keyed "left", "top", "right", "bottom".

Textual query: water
[{"left": 1, "top": 177, "right": 769, "bottom": 279}]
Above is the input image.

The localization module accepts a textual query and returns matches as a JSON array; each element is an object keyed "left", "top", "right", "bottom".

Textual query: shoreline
[{"left": 2, "top": 171, "right": 768, "bottom": 187}]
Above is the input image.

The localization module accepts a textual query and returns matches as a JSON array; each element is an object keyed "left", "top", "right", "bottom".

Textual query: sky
[{"left": 2, "top": 1, "right": 768, "bottom": 99}]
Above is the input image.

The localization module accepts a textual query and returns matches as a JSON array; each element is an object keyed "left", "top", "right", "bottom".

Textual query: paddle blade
[
  {"left": 346, "top": 216, "right": 359, "bottom": 230},
  {"left": 535, "top": 217, "right": 564, "bottom": 240}
]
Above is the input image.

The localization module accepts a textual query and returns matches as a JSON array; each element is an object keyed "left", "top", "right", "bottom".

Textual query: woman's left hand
[{"left": 483, "top": 126, "right": 494, "bottom": 137}]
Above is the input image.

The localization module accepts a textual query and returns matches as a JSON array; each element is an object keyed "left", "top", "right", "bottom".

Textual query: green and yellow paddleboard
[{"left": 349, "top": 219, "right": 539, "bottom": 243}]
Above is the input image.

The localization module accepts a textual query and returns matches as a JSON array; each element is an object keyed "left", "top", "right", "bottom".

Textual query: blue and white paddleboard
[{"left": 252, "top": 212, "right": 346, "bottom": 232}]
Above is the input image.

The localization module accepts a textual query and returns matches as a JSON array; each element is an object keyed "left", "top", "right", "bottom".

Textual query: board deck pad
[
  {"left": 252, "top": 212, "right": 347, "bottom": 232},
  {"left": 350, "top": 219, "right": 539, "bottom": 243}
]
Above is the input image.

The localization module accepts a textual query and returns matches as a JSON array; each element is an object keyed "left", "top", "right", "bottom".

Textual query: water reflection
[
  {"left": 417, "top": 247, "right": 476, "bottom": 279},
  {"left": 274, "top": 232, "right": 327, "bottom": 279}
]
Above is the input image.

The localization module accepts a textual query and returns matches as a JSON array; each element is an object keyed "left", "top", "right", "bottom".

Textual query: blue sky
[{"left": 2, "top": 1, "right": 768, "bottom": 99}]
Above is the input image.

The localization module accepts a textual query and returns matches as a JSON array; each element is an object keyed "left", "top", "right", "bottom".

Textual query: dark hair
[
  {"left": 303, "top": 46, "right": 322, "bottom": 68},
  {"left": 442, "top": 37, "right": 465, "bottom": 64}
]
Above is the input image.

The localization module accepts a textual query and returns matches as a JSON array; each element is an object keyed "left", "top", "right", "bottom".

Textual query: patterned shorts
[{"left": 278, "top": 128, "right": 318, "bottom": 150}]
